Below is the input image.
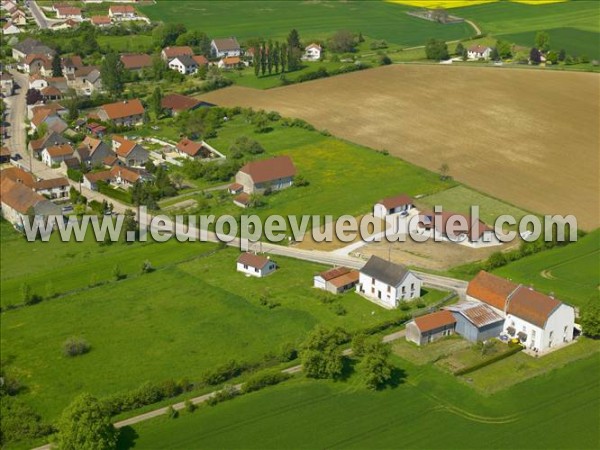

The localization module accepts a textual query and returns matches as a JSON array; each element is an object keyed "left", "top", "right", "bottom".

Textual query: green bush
[
  {"left": 241, "top": 370, "right": 291, "bottom": 394},
  {"left": 63, "top": 337, "right": 91, "bottom": 357},
  {"left": 201, "top": 360, "right": 250, "bottom": 386},
  {"left": 206, "top": 385, "right": 238, "bottom": 406}
]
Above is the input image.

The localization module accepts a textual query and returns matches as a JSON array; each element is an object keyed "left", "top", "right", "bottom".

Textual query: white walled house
[
  {"left": 503, "top": 287, "right": 575, "bottom": 352},
  {"left": 373, "top": 194, "right": 414, "bottom": 219},
  {"left": 236, "top": 252, "right": 277, "bottom": 278},
  {"left": 168, "top": 55, "right": 198, "bottom": 75},
  {"left": 356, "top": 256, "right": 422, "bottom": 308},
  {"left": 303, "top": 43, "right": 322, "bottom": 61},
  {"left": 41, "top": 144, "right": 74, "bottom": 166},
  {"left": 211, "top": 37, "right": 241, "bottom": 58},
  {"left": 467, "top": 271, "right": 576, "bottom": 354},
  {"left": 417, "top": 211, "right": 500, "bottom": 248},
  {"left": 467, "top": 45, "right": 492, "bottom": 60}
]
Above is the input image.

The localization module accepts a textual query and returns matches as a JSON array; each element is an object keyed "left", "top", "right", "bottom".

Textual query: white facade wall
[
  {"left": 357, "top": 272, "right": 421, "bottom": 308},
  {"left": 237, "top": 261, "right": 276, "bottom": 278}
]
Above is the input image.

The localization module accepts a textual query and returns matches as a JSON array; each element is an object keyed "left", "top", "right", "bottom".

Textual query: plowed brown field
[{"left": 199, "top": 65, "right": 600, "bottom": 230}]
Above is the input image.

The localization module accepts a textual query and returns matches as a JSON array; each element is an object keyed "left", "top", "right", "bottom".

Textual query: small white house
[
  {"left": 467, "top": 45, "right": 492, "bottom": 60},
  {"left": 168, "top": 55, "right": 198, "bottom": 75},
  {"left": 303, "top": 43, "right": 322, "bottom": 61},
  {"left": 236, "top": 252, "right": 277, "bottom": 277},
  {"left": 356, "top": 255, "right": 422, "bottom": 309},
  {"left": 41, "top": 144, "right": 74, "bottom": 167},
  {"left": 373, "top": 194, "right": 414, "bottom": 219},
  {"left": 2, "top": 23, "right": 21, "bottom": 35}
]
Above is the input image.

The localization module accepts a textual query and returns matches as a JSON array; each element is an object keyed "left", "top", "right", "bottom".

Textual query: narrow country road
[{"left": 31, "top": 329, "right": 407, "bottom": 450}]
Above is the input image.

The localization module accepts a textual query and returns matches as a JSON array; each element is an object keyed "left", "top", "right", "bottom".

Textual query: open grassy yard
[
  {"left": 0, "top": 221, "right": 208, "bottom": 309},
  {"left": 139, "top": 1, "right": 473, "bottom": 47},
  {"left": 416, "top": 185, "right": 532, "bottom": 230},
  {"left": 199, "top": 65, "right": 600, "bottom": 231},
  {"left": 493, "top": 229, "right": 600, "bottom": 307},
  {"left": 179, "top": 114, "right": 455, "bottom": 221},
  {"left": 117, "top": 353, "right": 600, "bottom": 449},
  {"left": 0, "top": 236, "right": 446, "bottom": 421}
]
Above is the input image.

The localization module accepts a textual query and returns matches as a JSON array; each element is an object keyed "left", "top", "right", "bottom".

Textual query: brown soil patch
[
  {"left": 199, "top": 65, "right": 600, "bottom": 230},
  {"left": 356, "top": 237, "right": 520, "bottom": 271}
]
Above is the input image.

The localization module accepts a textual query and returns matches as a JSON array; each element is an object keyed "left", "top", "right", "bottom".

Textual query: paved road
[
  {"left": 28, "top": 1, "right": 50, "bottom": 29},
  {"left": 5, "top": 70, "right": 28, "bottom": 155},
  {"left": 465, "top": 19, "right": 482, "bottom": 36}
]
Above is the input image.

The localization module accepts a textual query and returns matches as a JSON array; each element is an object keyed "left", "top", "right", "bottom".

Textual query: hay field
[{"left": 199, "top": 65, "right": 600, "bottom": 230}]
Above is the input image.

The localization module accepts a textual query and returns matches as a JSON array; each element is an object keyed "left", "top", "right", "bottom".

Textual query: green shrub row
[
  {"left": 454, "top": 345, "right": 523, "bottom": 376},
  {"left": 241, "top": 371, "right": 292, "bottom": 394}
]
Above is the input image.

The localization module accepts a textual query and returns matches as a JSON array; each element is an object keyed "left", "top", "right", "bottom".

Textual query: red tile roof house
[
  {"left": 160, "top": 46, "right": 193, "bottom": 62},
  {"left": 91, "top": 15, "right": 111, "bottom": 27},
  {"left": 234, "top": 155, "right": 296, "bottom": 194},
  {"left": 175, "top": 138, "right": 215, "bottom": 160},
  {"left": 97, "top": 99, "right": 145, "bottom": 127},
  {"left": 467, "top": 45, "right": 492, "bottom": 60},
  {"left": 108, "top": 5, "right": 136, "bottom": 20},
  {"left": 417, "top": 210, "right": 500, "bottom": 248},
  {"left": 41, "top": 143, "right": 75, "bottom": 167},
  {"left": 82, "top": 166, "right": 144, "bottom": 191},
  {"left": 466, "top": 271, "right": 576, "bottom": 354},
  {"left": 120, "top": 54, "right": 153, "bottom": 71},
  {"left": 161, "top": 93, "right": 202, "bottom": 116},
  {"left": 0, "top": 178, "right": 62, "bottom": 230},
  {"left": 373, "top": 194, "right": 414, "bottom": 219},
  {"left": 313, "top": 266, "right": 360, "bottom": 294},
  {"left": 236, "top": 252, "right": 277, "bottom": 278},
  {"left": 54, "top": 5, "right": 82, "bottom": 20},
  {"left": 33, "top": 177, "right": 70, "bottom": 200},
  {"left": 112, "top": 135, "right": 149, "bottom": 167},
  {"left": 405, "top": 310, "right": 456, "bottom": 346}
]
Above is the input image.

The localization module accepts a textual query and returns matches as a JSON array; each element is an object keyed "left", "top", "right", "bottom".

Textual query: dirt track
[{"left": 199, "top": 65, "right": 600, "bottom": 230}]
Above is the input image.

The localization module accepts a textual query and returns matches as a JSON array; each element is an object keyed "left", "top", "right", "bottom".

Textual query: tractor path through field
[{"left": 465, "top": 19, "right": 482, "bottom": 35}]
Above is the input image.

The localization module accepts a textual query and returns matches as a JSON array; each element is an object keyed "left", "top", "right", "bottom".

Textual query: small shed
[
  {"left": 314, "top": 267, "right": 359, "bottom": 294},
  {"left": 445, "top": 302, "right": 504, "bottom": 342},
  {"left": 405, "top": 310, "right": 456, "bottom": 346}
]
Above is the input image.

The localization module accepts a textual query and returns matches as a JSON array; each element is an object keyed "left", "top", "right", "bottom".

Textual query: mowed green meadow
[
  {"left": 0, "top": 238, "right": 446, "bottom": 420},
  {"left": 494, "top": 229, "right": 600, "bottom": 307},
  {"left": 195, "top": 115, "right": 455, "bottom": 219},
  {"left": 139, "top": 0, "right": 473, "bottom": 46},
  {"left": 459, "top": 0, "right": 600, "bottom": 58},
  {"left": 118, "top": 354, "right": 600, "bottom": 449},
  {"left": 0, "top": 221, "right": 207, "bottom": 308}
]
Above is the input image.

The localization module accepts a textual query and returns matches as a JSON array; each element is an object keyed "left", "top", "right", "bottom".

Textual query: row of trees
[{"left": 251, "top": 29, "right": 303, "bottom": 77}]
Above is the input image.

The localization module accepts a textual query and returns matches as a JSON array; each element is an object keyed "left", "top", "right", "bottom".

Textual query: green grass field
[
  {"left": 459, "top": 0, "right": 600, "bottom": 58},
  {"left": 494, "top": 229, "right": 600, "bottom": 307},
  {"left": 0, "top": 234, "right": 446, "bottom": 421},
  {"left": 416, "top": 185, "right": 532, "bottom": 230},
  {"left": 180, "top": 114, "right": 455, "bottom": 221},
  {"left": 139, "top": 1, "right": 473, "bottom": 46},
  {"left": 0, "top": 221, "right": 208, "bottom": 308},
  {"left": 117, "top": 353, "right": 600, "bottom": 449}
]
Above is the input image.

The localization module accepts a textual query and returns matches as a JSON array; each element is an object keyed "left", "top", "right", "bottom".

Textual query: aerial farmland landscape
[{"left": 0, "top": 1, "right": 598, "bottom": 449}]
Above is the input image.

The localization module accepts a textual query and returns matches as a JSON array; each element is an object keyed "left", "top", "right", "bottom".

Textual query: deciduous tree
[{"left": 56, "top": 393, "right": 118, "bottom": 450}]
